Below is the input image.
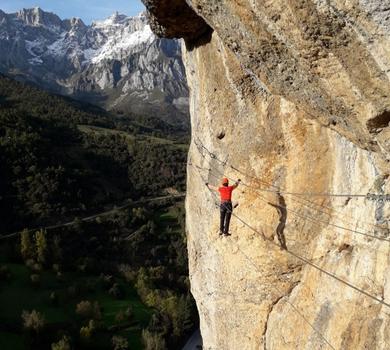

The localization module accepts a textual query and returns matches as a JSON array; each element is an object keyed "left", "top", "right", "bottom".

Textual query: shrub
[
  {"left": 21, "top": 229, "right": 34, "bottom": 261},
  {"left": 160, "top": 295, "right": 194, "bottom": 338},
  {"left": 22, "top": 310, "right": 45, "bottom": 333},
  {"left": 80, "top": 320, "right": 95, "bottom": 341},
  {"left": 30, "top": 274, "right": 41, "bottom": 286},
  {"left": 142, "top": 330, "right": 166, "bottom": 350},
  {"left": 147, "top": 313, "right": 172, "bottom": 337},
  {"left": 35, "top": 229, "right": 47, "bottom": 264},
  {"left": 50, "top": 291, "right": 58, "bottom": 306},
  {"left": 109, "top": 283, "right": 124, "bottom": 299},
  {"left": 25, "top": 259, "right": 36, "bottom": 269},
  {"left": 99, "top": 274, "right": 113, "bottom": 289},
  {"left": 77, "top": 257, "right": 96, "bottom": 273},
  {"left": 31, "top": 263, "right": 43, "bottom": 272},
  {"left": 124, "top": 306, "right": 133, "bottom": 322},
  {"left": 118, "top": 264, "right": 136, "bottom": 282},
  {"left": 114, "top": 306, "right": 133, "bottom": 324},
  {"left": 56, "top": 271, "right": 64, "bottom": 281},
  {"left": 75, "top": 301, "right": 101, "bottom": 320},
  {"left": 112, "top": 335, "right": 128, "bottom": 350},
  {"left": 115, "top": 310, "right": 126, "bottom": 324},
  {"left": 51, "top": 335, "right": 71, "bottom": 350}
]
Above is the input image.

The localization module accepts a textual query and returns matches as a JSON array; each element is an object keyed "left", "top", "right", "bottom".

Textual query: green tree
[
  {"left": 35, "top": 229, "right": 47, "bottom": 264},
  {"left": 75, "top": 301, "right": 101, "bottom": 320},
  {"left": 142, "top": 330, "right": 166, "bottom": 350},
  {"left": 112, "top": 335, "right": 128, "bottom": 350},
  {"left": 51, "top": 336, "right": 71, "bottom": 350},
  {"left": 21, "top": 229, "right": 34, "bottom": 261},
  {"left": 22, "top": 310, "right": 45, "bottom": 333},
  {"left": 80, "top": 319, "right": 96, "bottom": 341}
]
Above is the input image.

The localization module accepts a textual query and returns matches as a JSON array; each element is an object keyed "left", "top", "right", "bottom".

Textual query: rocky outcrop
[
  {"left": 0, "top": 8, "right": 189, "bottom": 127},
  {"left": 142, "top": 0, "right": 211, "bottom": 42},
  {"left": 143, "top": 0, "right": 390, "bottom": 349}
]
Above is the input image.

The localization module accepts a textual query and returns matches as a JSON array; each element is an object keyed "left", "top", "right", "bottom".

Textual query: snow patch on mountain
[
  {"left": 46, "top": 32, "right": 67, "bottom": 56},
  {"left": 90, "top": 25, "right": 154, "bottom": 64}
]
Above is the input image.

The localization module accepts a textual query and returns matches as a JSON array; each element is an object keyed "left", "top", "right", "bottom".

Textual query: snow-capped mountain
[{"left": 0, "top": 7, "right": 188, "bottom": 126}]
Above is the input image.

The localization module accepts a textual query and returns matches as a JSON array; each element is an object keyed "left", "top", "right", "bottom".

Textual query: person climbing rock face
[{"left": 206, "top": 177, "right": 241, "bottom": 236}]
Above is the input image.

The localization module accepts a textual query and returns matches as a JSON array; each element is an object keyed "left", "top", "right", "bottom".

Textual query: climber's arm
[{"left": 206, "top": 183, "right": 218, "bottom": 192}]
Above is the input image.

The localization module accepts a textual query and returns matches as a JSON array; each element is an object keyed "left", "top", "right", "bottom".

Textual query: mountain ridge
[{"left": 0, "top": 7, "right": 188, "bottom": 127}]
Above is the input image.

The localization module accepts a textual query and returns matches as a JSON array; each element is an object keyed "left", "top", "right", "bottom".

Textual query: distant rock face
[
  {"left": 0, "top": 7, "right": 188, "bottom": 126},
  {"left": 143, "top": 0, "right": 390, "bottom": 349}
]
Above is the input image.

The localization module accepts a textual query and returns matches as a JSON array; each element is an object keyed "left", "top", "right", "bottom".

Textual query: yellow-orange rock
[{"left": 142, "top": 1, "right": 390, "bottom": 348}]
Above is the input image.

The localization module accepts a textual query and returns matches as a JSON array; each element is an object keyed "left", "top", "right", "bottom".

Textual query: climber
[{"left": 206, "top": 177, "right": 241, "bottom": 236}]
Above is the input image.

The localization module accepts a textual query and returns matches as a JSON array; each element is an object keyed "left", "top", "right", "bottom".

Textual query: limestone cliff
[{"left": 142, "top": 1, "right": 390, "bottom": 349}]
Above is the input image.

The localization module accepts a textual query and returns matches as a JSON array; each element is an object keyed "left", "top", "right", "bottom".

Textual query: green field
[{"left": 78, "top": 124, "right": 188, "bottom": 150}]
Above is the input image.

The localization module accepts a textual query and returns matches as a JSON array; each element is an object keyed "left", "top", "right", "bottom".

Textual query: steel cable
[{"left": 191, "top": 162, "right": 390, "bottom": 310}]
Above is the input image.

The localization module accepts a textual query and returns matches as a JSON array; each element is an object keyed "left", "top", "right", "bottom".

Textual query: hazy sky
[{"left": 0, "top": 0, "right": 146, "bottom": 24}]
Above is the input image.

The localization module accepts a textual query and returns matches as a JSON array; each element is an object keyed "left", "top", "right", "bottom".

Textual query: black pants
[{"left": 220, "top": 201, "right": 232, "bottom": 234}]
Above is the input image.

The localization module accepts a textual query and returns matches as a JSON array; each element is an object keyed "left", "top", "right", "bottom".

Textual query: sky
[{"left": 0, "top": 0, "right": 146, "bottom": 24}]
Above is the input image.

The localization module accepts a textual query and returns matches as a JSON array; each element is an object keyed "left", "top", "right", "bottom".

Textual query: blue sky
[{"left": 0, "top": 0, "right": 145, "bottom": 24}]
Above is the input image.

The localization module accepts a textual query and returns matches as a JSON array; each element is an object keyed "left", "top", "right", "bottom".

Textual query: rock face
[
  {"left": 142, "top": 0, "right": 390, "bottom": 349},
  {"left": 142, "top": 0, "right": 211, "bottom": 42},
  {"left": 0, "top": 7, "right": 188, "bottom": 126}
]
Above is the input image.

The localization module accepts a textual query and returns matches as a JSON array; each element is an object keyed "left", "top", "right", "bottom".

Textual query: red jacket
[{"left": 218, "top": 186, "right": 235, "bottom": 201}]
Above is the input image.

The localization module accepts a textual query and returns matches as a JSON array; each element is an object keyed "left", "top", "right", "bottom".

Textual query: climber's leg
[
  {"left": 223, "top": 202, "right": 232, "bottom": 235},
  {"left": 220, "top": 202, "right": 227, "bottom": 235}
]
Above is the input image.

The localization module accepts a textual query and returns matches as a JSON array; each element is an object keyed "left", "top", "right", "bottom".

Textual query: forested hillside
[
  {"left": 0, "top": 74, "right": 187, "bottom": 233},
  {"left": 0, "top": 74, "right": 196, "bottom": 350}
]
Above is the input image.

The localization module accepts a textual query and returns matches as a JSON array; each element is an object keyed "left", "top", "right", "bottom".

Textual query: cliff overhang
[
  {"left": 142, "top": 0, "right": 390, "bottom": 157},
  {"left": 141, "top": 0, "right": 212, "bottom": 43}
]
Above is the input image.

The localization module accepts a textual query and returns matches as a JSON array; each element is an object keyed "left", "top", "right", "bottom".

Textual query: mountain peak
[
  {"left": 108, "top": 11, "right": 128, "bottom": 23},
  {"left": 16, "top": 7, "right": 63, "bottom": 28},
  {"left": 63, "top": 17, "right": 86, "bottom": 30},
  {"left": 92, "top": 12, "right": 129, "bottom": 27}
]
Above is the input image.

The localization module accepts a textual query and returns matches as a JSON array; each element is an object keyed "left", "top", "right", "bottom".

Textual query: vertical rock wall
[
  {"left": 184, "top": 31, "right": 390, "bottom": 349},
  {"left": 142, "top": 0, "right": 390, "bottom": 348}
]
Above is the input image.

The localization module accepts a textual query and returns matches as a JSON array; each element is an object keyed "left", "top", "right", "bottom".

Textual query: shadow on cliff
[
  {"left": 268, "top": 193, "right": 288, "bottom": 250},
  {"left": 185, "top": 27, "right": 214, "bottom": 52}
]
